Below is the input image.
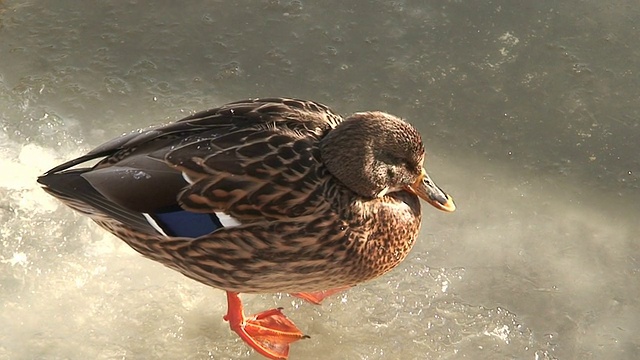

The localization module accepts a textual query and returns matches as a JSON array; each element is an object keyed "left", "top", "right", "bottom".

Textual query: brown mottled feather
[{"left": 38, "top": 97, "right": 427, "bottom": 294}]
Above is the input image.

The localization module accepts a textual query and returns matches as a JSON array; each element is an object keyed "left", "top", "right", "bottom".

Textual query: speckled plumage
[{"left": 38, "top": 97, "right": 451, "bottom": 295}]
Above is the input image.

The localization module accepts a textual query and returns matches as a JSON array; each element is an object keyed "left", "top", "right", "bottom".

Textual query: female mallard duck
[{"left": 37, "top": 97, "right": 455, "bottom": 360}]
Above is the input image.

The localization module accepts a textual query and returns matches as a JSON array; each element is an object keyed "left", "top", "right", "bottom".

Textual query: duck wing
[{"left": 38, "top": 98, "right": 344, "bottom": 227}]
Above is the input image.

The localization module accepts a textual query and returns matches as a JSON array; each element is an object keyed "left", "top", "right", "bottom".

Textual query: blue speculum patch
[{"left": 151, "top": 210, "right": 223, "bottom": 237}]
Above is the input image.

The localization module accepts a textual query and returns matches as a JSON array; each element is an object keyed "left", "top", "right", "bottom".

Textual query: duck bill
[{"left": 407, "top": 168, "right": 456, "bottom": 212}]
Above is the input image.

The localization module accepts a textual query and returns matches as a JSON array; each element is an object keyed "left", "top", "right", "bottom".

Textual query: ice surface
[{"left": 1, "top": 0, "right": 639, "bottom": 359}]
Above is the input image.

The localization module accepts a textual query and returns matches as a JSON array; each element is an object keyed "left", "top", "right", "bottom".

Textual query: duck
[{"left": 37, "top": 97, "right": 455, "bottom": 360}]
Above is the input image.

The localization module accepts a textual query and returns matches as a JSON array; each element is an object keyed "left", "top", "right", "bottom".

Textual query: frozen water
[{"left": 1, "top": 1, "right": 639, "bottom": 359}]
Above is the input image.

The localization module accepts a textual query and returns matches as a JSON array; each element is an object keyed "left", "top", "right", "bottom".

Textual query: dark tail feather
[
  {"left": 38, "top": 170, "right": 157, "bottom": 235},
  {"left": 40, "top": 150, "right": 114, "bottom": 176}
]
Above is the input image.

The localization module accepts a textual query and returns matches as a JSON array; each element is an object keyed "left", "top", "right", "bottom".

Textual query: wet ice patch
[
  {"left": 0, "top": 134, "right": 84, "bottom": 214},
  {"left": 0, "top": 252, "right": 28, "bottom": 267}
]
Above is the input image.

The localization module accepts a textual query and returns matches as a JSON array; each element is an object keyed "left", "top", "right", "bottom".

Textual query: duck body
[{"left": 38, "top": 97, "right": 454, "bottom": 359}]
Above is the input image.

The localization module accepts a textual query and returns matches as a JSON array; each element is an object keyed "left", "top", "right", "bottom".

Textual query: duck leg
[
  {"left": 223, "top": 291, "right": 308, "bottom": 360},
  {"left": 291, "top": 286, "right": 351, "bottom": 305}
]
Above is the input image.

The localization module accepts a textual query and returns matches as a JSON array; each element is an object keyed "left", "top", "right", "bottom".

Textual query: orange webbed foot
[
  {"left": 291, "top": 286, "right": 351, "bottom": 305},
  {"left": 224, "top": 291, "right": 308, "bottom": 360}
]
